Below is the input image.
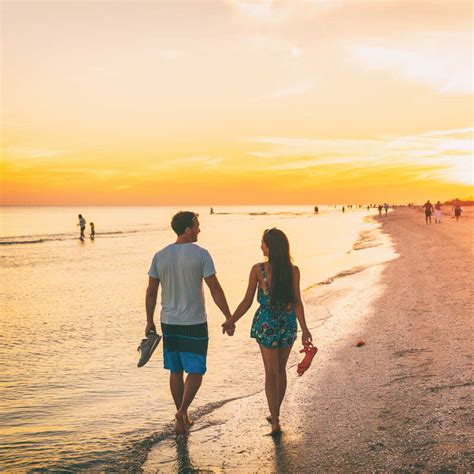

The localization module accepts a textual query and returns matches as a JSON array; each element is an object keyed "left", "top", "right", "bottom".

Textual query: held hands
[
  {"left": 222, "top": 318, "right": 236, "bottom": 336},
  {"left": 302, "top": 329, "right": 313, "bottom": 346}
]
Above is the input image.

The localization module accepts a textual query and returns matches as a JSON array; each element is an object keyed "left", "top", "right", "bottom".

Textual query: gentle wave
[
  {"left": 0, "top": 239, "right": 47, "bottom": 246},
  {"left": 0, "top": 229, "right": 163, "bottom": 246}
]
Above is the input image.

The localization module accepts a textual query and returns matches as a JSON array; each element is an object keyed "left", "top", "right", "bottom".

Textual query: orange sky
[{"left": 1, "top": 0, "right": 473, "bottom": 205}]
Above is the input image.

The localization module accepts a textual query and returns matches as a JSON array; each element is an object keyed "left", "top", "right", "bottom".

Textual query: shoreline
[{"left": 141, "top": 208, "right": 473, "bottom": 472}]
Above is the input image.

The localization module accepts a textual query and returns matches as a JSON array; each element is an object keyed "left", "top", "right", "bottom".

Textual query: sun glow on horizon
[{"left": 1, "top": 0, "right": 472, "bottom": 205}]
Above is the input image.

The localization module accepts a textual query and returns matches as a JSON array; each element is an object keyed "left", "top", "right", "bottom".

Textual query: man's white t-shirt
[{"left": 148, "top": 243, "right": 216, "bottom": 325}]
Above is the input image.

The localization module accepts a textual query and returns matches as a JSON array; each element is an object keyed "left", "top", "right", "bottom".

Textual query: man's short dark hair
[{"left": 171, "top": 211, "right": 198, "bottom": 235}]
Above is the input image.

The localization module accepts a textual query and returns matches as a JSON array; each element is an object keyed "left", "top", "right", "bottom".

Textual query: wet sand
[{"left": 142, "top": 208, "right": 473, "bottom": 472}]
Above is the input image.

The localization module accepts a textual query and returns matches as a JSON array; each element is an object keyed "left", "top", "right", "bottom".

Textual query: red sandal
[{"left": 297, "top": 342, "right": 318, "bottom": 376}]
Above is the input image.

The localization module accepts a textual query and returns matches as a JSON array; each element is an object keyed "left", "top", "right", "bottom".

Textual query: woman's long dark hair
[{"left": 263, "top": 228, "right": 295, "bottom": 308}]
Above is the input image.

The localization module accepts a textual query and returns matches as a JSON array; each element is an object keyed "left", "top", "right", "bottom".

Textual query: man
[
  {"left": 452, "top": 198, "right": 463, "bottom": 222},
  {"left": 77, "top": 214, "right": 86, "bottom": 240},
  {"left": 145, "top": 211, "right": 234, "bottom": 434},
  {"left": 423, "top": 200, "right": 434, "bottom": 224}
]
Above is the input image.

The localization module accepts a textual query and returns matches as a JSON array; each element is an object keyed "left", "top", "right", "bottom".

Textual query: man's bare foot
[
  {"left": 271, "top": 423, "right": 282, "bottom": 436},
  {"left": 174, "top": 411, "right": 187, "bottom": 435},
  {"left": 185, "top": 415, "right": 194, "bottom": 427}
]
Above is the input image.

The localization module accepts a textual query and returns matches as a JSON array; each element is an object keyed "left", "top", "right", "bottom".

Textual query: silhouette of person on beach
[
  {"left": 384, "top": 203, "right": 389, "bottom": 216},
  {"left": 222, "top": 228, "right": 312, "bottom": 435},
  {"left": 378, "top": 205, "right": 383, "bottom": 216},
  {"left": 210, "top": 207, "right": 214, "bottom": 215},
  {"left": 77, "top": 214, "right": 86, "bottom": 240},
  {"left": 342, "top": 206, "right": 345, "bottom": 213},
  {"left": 145, "top": 211, "right": 233, "bottom": 435},
  {"left": 452, "top": 199, "right": 463, "bottom": 222},
  {"left": 90, "top": 222, "right": 95, "bottom": 239},
  {"left": 434, "top": 201, "right": 442, "bottom": 224},
  {"left": 314, "top": 206, "right": 318, "bottom": 214},
  {"left": 423, "top": 200, "right": 434, "bottom": 224}
]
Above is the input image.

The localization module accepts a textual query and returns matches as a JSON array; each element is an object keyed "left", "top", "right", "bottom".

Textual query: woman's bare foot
[
  {"left": 266, "top": 416, "right": 272, "bottom": 424},
  {"left": 185, "top": 415, "right": 194, "bottom": 427},
  {"left": 174, "top": 411, "right": 187, "bottom": 435}
]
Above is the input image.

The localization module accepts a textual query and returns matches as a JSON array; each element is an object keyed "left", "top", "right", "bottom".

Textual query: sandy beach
[{"left": 142, "top": 207, "right": 473, "bottom": 473}]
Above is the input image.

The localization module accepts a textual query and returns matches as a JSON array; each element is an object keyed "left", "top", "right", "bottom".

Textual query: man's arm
[
  {"left": 145, "top": 276, "right": 160, "bottom": 335},
  {"left": 204, "top": 274, "right": 232, "bottom": 320}
]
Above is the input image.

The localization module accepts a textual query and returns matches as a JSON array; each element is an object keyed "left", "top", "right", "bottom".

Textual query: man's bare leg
[
  {"left": 175, "top": 373, "right": 202, "bottom": 434},
  {"left": 170, "top": 371, "right": 184, "bottom": 410}
]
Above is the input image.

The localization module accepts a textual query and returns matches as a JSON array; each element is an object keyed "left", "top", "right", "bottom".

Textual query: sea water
[{"left": 0, "top": 205, "right": 393, "bottom": 470}]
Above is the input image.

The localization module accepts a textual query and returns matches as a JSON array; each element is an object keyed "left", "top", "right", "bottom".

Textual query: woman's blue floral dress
[{"left": 250, "top": 263, "right": 297, "bottom": 348}]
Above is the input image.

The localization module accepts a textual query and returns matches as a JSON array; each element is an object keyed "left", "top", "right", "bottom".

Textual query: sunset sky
[{"left": 1, "top": 0, "right": 473, "bottom": 205}]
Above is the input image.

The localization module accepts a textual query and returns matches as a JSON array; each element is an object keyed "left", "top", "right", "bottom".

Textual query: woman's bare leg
[
  {"left": 277, "top": 345, "right": 293, "bottom": 408},
  {"left": 259, "top": 345, "right": 281, "bottom": 434}
]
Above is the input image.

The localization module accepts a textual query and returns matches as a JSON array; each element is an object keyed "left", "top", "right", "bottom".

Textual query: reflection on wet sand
[{"left": 175, "top": 436, "right": 194, "bottom": 473}]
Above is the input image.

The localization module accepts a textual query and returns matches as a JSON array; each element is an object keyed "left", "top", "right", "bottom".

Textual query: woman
[
  {"left": 434, "top": 201, "right": 442, "bottom": 224},
  {"left": 222, "top": 228, "right": 312, "bottom": 435}
]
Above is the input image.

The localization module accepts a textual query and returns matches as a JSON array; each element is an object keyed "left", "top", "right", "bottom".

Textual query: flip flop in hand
[{"left": 297, "top": 342, "right": 318, "bottom": 376}]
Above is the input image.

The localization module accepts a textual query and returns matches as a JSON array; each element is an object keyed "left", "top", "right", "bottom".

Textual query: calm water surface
[{"left": 0, "top": 205, "right": 392, "bottom": 470}]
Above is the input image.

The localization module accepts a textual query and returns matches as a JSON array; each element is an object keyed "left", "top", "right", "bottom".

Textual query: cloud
[
  {"left": 171, "top": 156, "right": 223, "bottom": 168},
  {"left": 246, "top": 127, "right": 474, "bottom": 185},
  {"left": 256, "top": 82, "right": 316, "bottom": 101},
  {"left": 291, "top": 47, "right": 302, "bottom": 58},
  {"left": 144, "top": 156, "right": 224, "bottom": 171},
  {"left": 228, "top": 0, "right": 288, "bottom": 23},
  {"left": 350, "top": 32, "right": 473, "bottom": 94},
  {"left": 5, "top": 147, "right": 71, "bottom": 159},
  {"left": 246, "top": 34, "right": 302, "bottom": 59},
  {"left": 158, "top": 50, "right": 182, "bottom": 61},
  {"left": 227, "top": 0, "right": 341, "bottom": 22}
]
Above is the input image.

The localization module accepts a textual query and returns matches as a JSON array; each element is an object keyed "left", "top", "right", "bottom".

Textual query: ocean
[{"left": 0, "top": 205, "right": 394, "bottom": 471}]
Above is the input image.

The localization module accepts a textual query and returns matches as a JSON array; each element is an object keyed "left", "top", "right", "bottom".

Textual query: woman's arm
[
  {"left": 293, "top": 266, "right": 313, "bottom": 345},
  {"left": 226, "top": 264, "right": 259, "bottom": 326}
]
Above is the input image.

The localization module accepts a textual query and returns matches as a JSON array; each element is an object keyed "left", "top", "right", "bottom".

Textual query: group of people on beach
[
  {"left": 422, "top": 199, "right": 463, "bottom": 224},
  {"left": 77, "top": 214, "right": 95, "bottom": 240},
  {"left": 141, "top": 211, "right": 314, "bottom": 436}
]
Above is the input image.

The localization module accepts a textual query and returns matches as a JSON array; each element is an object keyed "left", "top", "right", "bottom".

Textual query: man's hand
[
  {"left": 222, "top": 319, "right": 235, "bottom": 336},
  {"left": 145, "top": 321, "right": 157, "bottom": 336}
]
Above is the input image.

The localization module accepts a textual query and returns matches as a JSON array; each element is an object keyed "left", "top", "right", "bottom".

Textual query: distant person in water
[
  {"left": 210, "top": 207, "right": 214, "bottom": 215},
  {"left": 90, "top": 222, "right": 95, "bottom": 239},
  {"left": 77, "top": 214, "right": 86, "bottom": 240},
  {"left": 434, "top": 202, "right": 442, "bottom": 224},
  {"left": 452, "top": 199, "right": 463, "bottom": 221},
  {"left": 423, "top": 200, "right": 434, "bottom": 224},
  {"left": 342, "top": 206, "right": 345, "bottom": 213},
  {"left": 145, "top": 211, "right": 233, "bottom": 435},
  {"left": 222, "top": 228, "right": 313, "bottom": 435},
  {"left": 314, "top": 206, "right": 319, "bottom": 214}
]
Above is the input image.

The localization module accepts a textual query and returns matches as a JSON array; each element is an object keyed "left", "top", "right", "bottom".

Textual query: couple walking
[
  {"left": 144, "top": 211, "right": 313, "bottom": 436},
  {"left": 422, "top": 200, "right": 443, "bottom": 224}
]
